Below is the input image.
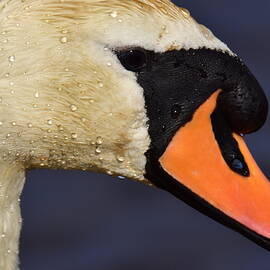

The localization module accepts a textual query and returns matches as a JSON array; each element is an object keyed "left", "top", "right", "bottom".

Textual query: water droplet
[
  {"left": 27, "top": 123, "right": 33, "bottom": 128},
  {"left": 70, "top": 104, "right": 77, "bottom": 112},
  {"left": 107, "top": 62, "right": 112, "bottom": 67},
  {"left": 11, "top": 121, "right": 16, "bottom": 126},
  {"left": 9, "top": 81, "right": 14, "bottom": 86},
  {"left": 7, "top": 249, "right": 11, "bottom": 254},
  {"left": 199, "top": 24, "right": 214, "bottom": 40},
  {"left": 118, "top": 176, "right": 125, "bottom": 180},
  {"left": 47, "top": 119, "right": 53, "bottom": 125},
  {"left": 8, "top": 55, "right": 15, "bottom": 62},
  {"left": 71, "top": 133, "right": 77, "bottom": 139},
  {"left": 34, "top": 91, "right": 39, "bottom": 98},
  {"left": 106, "top": 170, "right": 112, "bottom": 175},
  {"left": 58, "top": 125, "right": 64, "bottom": 131},
  {"left": 5, "top": 73, "right": 10, "bottom": 78},
  {"left": 170, "top": 104, "right": 182, "bottom": 119},
  {"left": 116, "top": 155, "right": 125, "bottom": 162},
  {"left": 180, "top": 8, "right": 190, "bottom": 18},
  {"left": 118, "top": 19, "right": 123, "bottom": 23},
  {"left": 96, "top": 136, "right": 103, "bottom": 145},
  {"left": 0, "top": 122, "right": 3, "bottom": 126},
  {"left": 60, "top": 36, "right": 68, "bottom": 43},
  {"left": 110, "top": 11, "right": 118, "bottom": 18},
  {"left": 98, "top": 82, "right": 104, "bottom": 88},
  {"left": 1, "top": 234, "right": 5, "bottom": 238},
  {"left": 95, "top": 146, "right": 101, "bottom": 154}
]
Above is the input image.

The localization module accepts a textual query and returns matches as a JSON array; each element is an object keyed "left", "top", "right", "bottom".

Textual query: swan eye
[{"left": 117, "top": 49, "right": 147, "bottom": 72}]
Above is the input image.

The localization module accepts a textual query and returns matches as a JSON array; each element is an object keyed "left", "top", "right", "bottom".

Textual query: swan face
[
  {"left": 0, "top": 0, "right": 269, "bottom": 251},
  {"left": 0, "top": 0, "right": 230, "bottom": 181}
]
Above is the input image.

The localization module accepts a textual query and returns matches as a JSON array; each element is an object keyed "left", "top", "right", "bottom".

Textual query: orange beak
[{"left": 159, "top": 91, "right": 270, "bottom": 246}]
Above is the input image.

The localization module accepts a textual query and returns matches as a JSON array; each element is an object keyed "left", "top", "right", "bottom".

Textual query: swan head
[{"left": 0, "top": 0, "right": 269, "bottom": 251}]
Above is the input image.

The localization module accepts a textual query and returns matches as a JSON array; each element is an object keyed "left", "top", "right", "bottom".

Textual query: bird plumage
[{"left": 0, "top": 0, "right": 230, "bottom": 182}]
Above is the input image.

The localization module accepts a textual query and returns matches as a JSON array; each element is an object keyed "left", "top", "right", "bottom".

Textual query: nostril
[
  {"left": 211, "top": 108, "right": 250, "bottom": 177},
  {"left": 231, "top": 159, "right": 244, "bottom": 170}
]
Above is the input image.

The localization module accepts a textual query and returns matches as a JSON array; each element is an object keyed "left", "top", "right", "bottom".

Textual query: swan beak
[{"left": 159, "top": 91, "right": 270, "bottom": 248}]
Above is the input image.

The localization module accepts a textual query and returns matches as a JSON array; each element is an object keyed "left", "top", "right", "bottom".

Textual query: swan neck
[{"left": 0, "top": 161, "right": 25, "bottom": 270}]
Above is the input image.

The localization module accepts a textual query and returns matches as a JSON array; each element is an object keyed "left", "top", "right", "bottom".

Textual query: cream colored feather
[{"left": 0, "top": 0, "right": 231, "bottom": 269}]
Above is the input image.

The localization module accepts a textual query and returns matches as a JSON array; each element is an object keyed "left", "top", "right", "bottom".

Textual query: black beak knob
[{"left": 218, "top": 62, "right": 268, "bottom": 134}]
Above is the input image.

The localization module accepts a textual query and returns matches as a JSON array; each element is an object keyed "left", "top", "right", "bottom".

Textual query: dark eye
[{"left": 117, "top": 49, "right": 147, "bottom": 72}]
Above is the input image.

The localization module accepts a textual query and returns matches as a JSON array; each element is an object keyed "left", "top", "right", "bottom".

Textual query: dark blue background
[{"left": 20, "top": 1, "right": 270, "bottom": 269}]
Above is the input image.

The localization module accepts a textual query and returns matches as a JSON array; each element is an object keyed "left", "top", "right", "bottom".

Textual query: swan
[{"left": 0, "top": 0, "right": 269, "bottom": 269}]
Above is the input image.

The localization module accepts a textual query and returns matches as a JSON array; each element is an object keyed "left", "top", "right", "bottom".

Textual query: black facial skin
[{"left": 116, "top": 48, "right": 269, "bottom": 250}]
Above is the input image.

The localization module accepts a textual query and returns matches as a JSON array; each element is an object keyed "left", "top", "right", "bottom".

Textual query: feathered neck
[{"left": 0, "top": 161, "right": 25, "bottom": 270}]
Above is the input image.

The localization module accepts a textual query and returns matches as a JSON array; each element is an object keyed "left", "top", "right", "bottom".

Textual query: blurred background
[{"left": 20, "top": 0, "right": 270, "bottom": 269}]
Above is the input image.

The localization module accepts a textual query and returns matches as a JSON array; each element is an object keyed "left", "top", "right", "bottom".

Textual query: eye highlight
[{"left": 117, "top": 49, "right": 147, "bottom": 72}]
